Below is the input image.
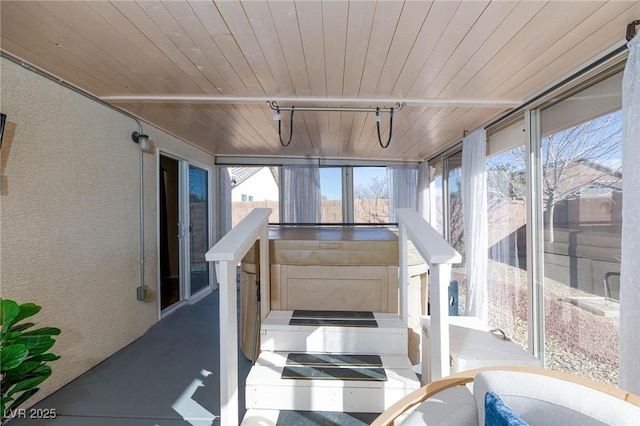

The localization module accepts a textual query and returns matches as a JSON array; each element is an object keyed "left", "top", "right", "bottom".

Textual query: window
[
  {"left": 230, "top": 167, "right": 279, "bottom": 227},
  {"left": 445, "top": 151, "right": 466, "bottom": 314},
  {"left": 353, "top": 167, "right": 388, "bottom": 223},
  {"left": 486, "top": 121, "right": 528, "bottom": 350},
  {"left": 319, "top": 167, "right": 343, "bottom": 223},
  {"left": 539, "top": 72, "right": 622, "bottom": 386}
]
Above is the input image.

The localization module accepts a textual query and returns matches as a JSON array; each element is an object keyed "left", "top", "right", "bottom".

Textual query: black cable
[
  {"left": 278, "top": 106, "right": 294, "bottom": 147},
  {"left": 376, "top": 107, "right": 394, "bottom": 149}
]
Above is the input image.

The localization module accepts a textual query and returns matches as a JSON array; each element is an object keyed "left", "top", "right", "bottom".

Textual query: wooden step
[
  {"left": 245, "top": 352, "right": 419, "bottom": 412},
  {"left": 241, "top": 409, "right": 380, "bottom": 425},
  {"left": 260, "top": 311, "right": 407, "bottom": 355}
]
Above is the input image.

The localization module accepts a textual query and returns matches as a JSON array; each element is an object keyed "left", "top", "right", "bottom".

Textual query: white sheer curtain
[
  {"left": 417, "top": 160, "right": 430, "bottom": 221},
  {"left": 462, "top": 128, "right": 488, "bottom": 322},
  {"left": 218, "top": 167, "right": 232, "bottom": 239},
  {"left": 282, "top": 165, "right": 320, "bottom": 223},
  {"left": 387, "top": 165, "right": 418, "bottom": 222},
  {"left": 619, "top": 34, "right": 640, "bottom": 394}
]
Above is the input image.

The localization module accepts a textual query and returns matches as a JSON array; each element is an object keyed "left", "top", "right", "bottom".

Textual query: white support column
[
  {"left": 429, "top": 263, "right": 451, "bottom": 381},
  {"left": 218, "top": 260, "right": 239, "bottom": 426},
  {"left": 259, "top": 224, "right": 270, "bottom": 321},
  {"left": 399, "top": 224, "right": 409, "bottom": 324}
]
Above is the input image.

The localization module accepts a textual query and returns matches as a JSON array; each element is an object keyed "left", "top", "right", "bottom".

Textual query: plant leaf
[
  {"left": 6, "top": 388, "right": 39, "bottom": 412},
  {"left": 1, "top": 299, "right": 20, "bottom": 331},
  {"left": 21, "top": 327, "right": 61, "bottom": 337},
  {"left": 25, "top": 353, "right": 61, "bottom": 363},
  {"left": 0, "top": 344, "right": 29, "bottom": 371},
  {"left": 7, "top": 365, "right": 51, "bottom": 396},
  {"left": 2, "top": 331, "right": 21, "bottom": 343},
  {"left": 4, "top": 361, "right": 41, "bottom": 380},
  {"left": 9, "top": 322, "right": 36, "bottom": 332},
  {"left": 14, "top": 303, "right": 41, "bottom": 325},
  {"left": 15, "top": 335, "right": 55, "bottom": 355}
]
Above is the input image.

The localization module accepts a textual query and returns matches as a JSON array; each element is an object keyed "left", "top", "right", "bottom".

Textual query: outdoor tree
[
  {"left": 354, "top": 176, "right": 388, "bottom": 223},
  {"left": 487, "top": 110, "right": 622, "bottom": 242}
]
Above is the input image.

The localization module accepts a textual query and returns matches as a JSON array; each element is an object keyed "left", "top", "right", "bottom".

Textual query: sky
[{"left": 320, "top": 167, "right": 386, "bottom": 200}]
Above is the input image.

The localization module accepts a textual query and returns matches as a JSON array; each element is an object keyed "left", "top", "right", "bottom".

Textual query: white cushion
[
  {"left": 397, "top": 385, "right": 478, "bottom": 425},
  {"left": 474, "top": 371, "right": 640, "bottom": 426}
]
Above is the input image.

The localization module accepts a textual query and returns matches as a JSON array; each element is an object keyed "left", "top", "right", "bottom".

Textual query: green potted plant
[{"left": 1, "top": 299, "right": 60, "bottom": 423}]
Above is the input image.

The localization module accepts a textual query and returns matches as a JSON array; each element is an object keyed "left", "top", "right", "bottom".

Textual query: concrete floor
[{"left": 9, "top": 291, "right": 251, "bottom": 426}]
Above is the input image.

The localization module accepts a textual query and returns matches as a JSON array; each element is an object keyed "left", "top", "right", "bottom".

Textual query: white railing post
[
  {"left": 429, "top": 263, "right": 452, "bottom": 380},
  {"left": 259, "top": 223, "right": 270, "bottom": 321},
  {"left": 206, "top": 208, "right": 271, "bottom": 426},
  {"left": 398, "top": 223, "right": 409, "bottom": 324},
  {"left": 395, "top": 209, "right": 460, "bottom": 383},
  {"left": 218, "top": 260, "right": 239, "bottom": 425}
]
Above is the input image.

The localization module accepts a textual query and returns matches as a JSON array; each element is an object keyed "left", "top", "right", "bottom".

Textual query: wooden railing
[
  {"left": 396, "top": 208, "right": 461, "bottom": 382},
  {"left": 205, "top": 208, "right": 271, "bottom": 426}
]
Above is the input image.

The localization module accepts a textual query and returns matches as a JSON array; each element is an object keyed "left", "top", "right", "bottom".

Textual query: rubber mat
[
  {"left": 286, "top": 353, "right": 383, "bottom": 367},
  {"left": 289, "top": 318, "right": 378, "bottom": 327},
  {"left": 276, "top": 410, "right": 380, "bottom": 426},
  {"left": 292, "top": 309, "right": 375, "bottom": 319},
  {"left": 281, "top": 366, "right": 387, "bottom": 381}
]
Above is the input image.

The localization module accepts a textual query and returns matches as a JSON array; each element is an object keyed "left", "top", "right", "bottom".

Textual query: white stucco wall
[{"left": 0, "top": 57, "right": 215, "bottom": 405}]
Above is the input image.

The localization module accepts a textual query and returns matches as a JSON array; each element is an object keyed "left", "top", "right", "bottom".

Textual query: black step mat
[
  {"left": 276, "top": 410, "right": 380, "bottom": 426},
  {"left": 292, "top": 309, "right": 375, "bottom": 319},
  {"left": 281, "top": 366, "right": 387, "bottom": 381},
  {"left": 289, "top": 318, "right": 378, "bottom": 327},
  {"left": 286, "top": 353, "right": 383, "bottom": 367}
]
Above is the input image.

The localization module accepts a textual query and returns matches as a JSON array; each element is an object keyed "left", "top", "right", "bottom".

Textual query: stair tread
[
  {"left": 292, "top": 309, "right": 375, "bottom": 319},
  {"left": 242, "top": 409, "right": 379, "bottom": 426},
  {"left": 286, "top": 353, "right": 383, "bottom": 367},
  {"left": 247, "top": 361, "right": 418, "bottom": 389},
  {"left": 257, "top": 351, "right": 411, "bottom": 369},
  {"left": 282, "top": 365, "right": 387, "bottom": 381},
  {"left": 263, "top": 311, "right": 404, "bottom": 331},
  {"left": 289, "top": 317, "right": 378, "bottom": 327}
]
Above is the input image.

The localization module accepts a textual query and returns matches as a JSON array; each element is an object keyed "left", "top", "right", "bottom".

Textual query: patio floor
[{"left": 9, "top": 290, "right": 251, "bottom": 425}]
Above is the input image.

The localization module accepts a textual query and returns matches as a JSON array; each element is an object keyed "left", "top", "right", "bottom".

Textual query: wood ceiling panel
[
  {"left": 403, "top": 1, "right": 489, "bottom": 99},
  {"left": 188, "top": 0, "right": 265, "bottom": 95},
  {"left": 214, "top": 1, "right": 277, "bottom": 96},
  {"left": 2, "top": 0, "right": 634, "bottom": 161},
  {"left": 374, "top": 1, "right": 432, "bottom": 97},
  {"left": 321, "top": 1, "right": 349, "bottom": 157},
  {"left": 296, "top": 1, "right": 328, "bottom": 157},
  {"left": 1, "top": 2, "right": 132, "bottom": 95},
  {"left": 162, "top": 1, "right": 251, "bottom": 96},
  {"left": 390, "top": 1, "right": 460, "bottom": 98},
  {"left": 24, "top": 1, "right": 155, "bottom": 94},
  {"left": 426, "top": 1, "right": 546, "bottom": 99},
  {"left": 448, "top": 0, "right": 581, "bottom": 100},
  {"left": 135, "top": 2, "right": 232, "bottom": 95},
  {"left": 342, "top": 1, "right": 376, "bottom": 98},
  {"left": 86, "top": 1, "right": 204, "bottom": 95},
  {"left": 240, "top": 0, "right": 295, "bottom": 96},
  {"left": 108, "top": 1, "right": 222, "bottom": 95},
  {"left": 356, "top": 1, "right": 404, "bottom": 98},
  {"left": 492, "top": 1, "right": 636, "bottom": 100}
]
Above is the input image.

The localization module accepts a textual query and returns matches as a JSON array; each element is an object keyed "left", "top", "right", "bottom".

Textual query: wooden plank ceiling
[{"left": 1, "top": 1, "right": 637, "bottom": 161}]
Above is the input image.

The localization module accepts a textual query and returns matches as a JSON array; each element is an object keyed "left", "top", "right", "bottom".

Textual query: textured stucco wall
[{"left": 0, "top": 57, "right": 215, "bottom": 405}]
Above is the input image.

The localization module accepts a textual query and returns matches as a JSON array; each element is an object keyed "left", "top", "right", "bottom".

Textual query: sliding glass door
[
  {"left": 188, "top": 165, "right": 211, "bottom": 296},
  {"left": 159, "top": 154, "right": 213, "bottom": 313}
]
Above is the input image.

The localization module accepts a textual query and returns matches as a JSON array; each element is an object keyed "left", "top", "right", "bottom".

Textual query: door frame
[{"left": 157, "top": 149, "right": 214, "bottom": 319}]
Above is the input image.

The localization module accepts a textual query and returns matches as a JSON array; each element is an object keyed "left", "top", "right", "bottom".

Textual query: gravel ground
[{"left": 451, "top": 260, "right": 619, "bottom": 386}]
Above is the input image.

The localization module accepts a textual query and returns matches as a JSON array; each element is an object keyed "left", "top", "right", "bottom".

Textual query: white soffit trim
[{"left": 100, "top": 95, "right": 521, "bottom": 109}]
